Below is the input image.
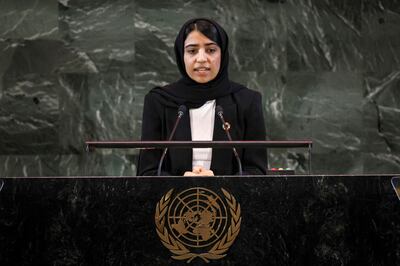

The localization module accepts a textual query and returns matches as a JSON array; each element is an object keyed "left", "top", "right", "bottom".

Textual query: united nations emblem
[{"left": 155, "top": 187, "right": 241, "bottom": 263}]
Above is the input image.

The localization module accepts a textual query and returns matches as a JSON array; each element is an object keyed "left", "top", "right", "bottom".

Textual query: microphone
[
  {"left": 157, "top": 105, "right": 187, "bottom": 176},
  {"left": 216, "top": 105, "right": 243, "bottom": 175}
]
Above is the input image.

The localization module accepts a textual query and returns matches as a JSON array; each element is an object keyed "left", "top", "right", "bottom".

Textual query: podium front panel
[{"left": 0, "top": 175, "right": 399, "bottom": 265}]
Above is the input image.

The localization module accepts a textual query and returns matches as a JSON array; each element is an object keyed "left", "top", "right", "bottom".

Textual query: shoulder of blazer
[{"left": 230, "top": 84, "right": 262, "bottom": 108}]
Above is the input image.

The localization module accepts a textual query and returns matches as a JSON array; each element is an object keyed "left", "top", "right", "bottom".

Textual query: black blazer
[{"left": 137, "top": 87, "right": 267, "bottom": 176}]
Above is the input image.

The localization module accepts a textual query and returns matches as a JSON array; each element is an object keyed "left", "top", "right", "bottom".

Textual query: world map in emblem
[{"left": 167, "top": 187, "right": 228, "bottom": 248}]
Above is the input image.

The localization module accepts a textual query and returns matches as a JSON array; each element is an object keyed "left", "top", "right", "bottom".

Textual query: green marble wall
[{"left": 0, "top": 0, "right": 399, "bottom": 177}]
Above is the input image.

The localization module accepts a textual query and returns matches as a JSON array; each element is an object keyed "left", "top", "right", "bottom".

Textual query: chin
[
  {"left": 195, "top": 79, "right": 210, "bottom": 84},
  {"left": 191, "top": 75, "right": 215, "bottom": 84}
]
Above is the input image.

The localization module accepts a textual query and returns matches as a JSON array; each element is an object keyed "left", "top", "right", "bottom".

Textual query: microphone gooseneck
[
  {"left": 157, "top": 105, "right": 187, "bottom": 176},
  {"left": 216, "top": 105, "right": 243, "bottom": 175}
]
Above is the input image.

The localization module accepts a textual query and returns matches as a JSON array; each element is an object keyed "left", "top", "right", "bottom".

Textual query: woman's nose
[{"left": 196, "top": 49, "right": 207, "bottom": 62}]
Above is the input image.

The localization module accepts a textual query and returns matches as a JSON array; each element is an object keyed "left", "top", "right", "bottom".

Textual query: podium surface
[{"left": 0, "top": 175, "right": 399, "bottom": 265}]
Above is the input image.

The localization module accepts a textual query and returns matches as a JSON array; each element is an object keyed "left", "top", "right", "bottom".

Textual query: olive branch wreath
[{"left": 155, "top": 188, "right": 241, "bottom": 263}]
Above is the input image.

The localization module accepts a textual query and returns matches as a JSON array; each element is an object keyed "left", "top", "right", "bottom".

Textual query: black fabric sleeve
[
  {"left": 137, "top": 93, "right": 170, "bottom": 176},
  {"left": 241, "top": 91, "right": 268, "bottom": 175}
]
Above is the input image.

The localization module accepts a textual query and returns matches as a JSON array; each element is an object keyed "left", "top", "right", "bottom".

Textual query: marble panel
[
  {"left": 362, "top": 0, "right": 400, "bottom": 73},
  {"left": 0, "top": 39, "right": 97, "bottom": 155},
  {"left": 0, "top": 74, "right": 59, "bottom": 154},
  {"left": 0, "top": 41, "right": 15, "bottom": 86},
  {"left": 363, "top": 70, "right": 400, "bottom": 173},
  {"left": 0, "top": 39, "right": 96, "bottom": 76},
  {"left": 0, "top": 0, "right": 58, "bottom": 40},
  {"left": 312, "top": 150, "right": 364, "bottom": 174},
  {"left": 0, "top": 155, "right": 61, "bottom": 177},
  {"left": 285, "top": 72, "right": 363, "bottom": 154},
  {"left": 87, "top": 152, "right": 137, "bottom": 176},
  {"left": 218, "top": 0, "right": 287, "bottom": 73},
  {"left": 59, "top": 0, "right": 135, "bottom": 72},
  {"left": 363, "top": 152, "right": 400, "bottom": 174},
  {"left": 84, "top": 72, "right": 137, "bottom": 141},
  {"left": 67, "top": 152, "right": 137, "bottom": 177},
  {"left": 364, "top": 71, "right": 400, "bottom": 152},
  {"left": 58, "top": 74, "right": 88, "bottom": 153},
  {"left": 286, "top": 0, "right": 362, "bottom": 71},
  {"left": 0, "top": 153, "right": 137, "bottom": 178}
]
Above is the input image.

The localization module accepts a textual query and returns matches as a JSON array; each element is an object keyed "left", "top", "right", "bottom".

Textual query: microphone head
[
  {"left": 216, "top": 105, "right": 224, "bottom": 116},
  {"left": 178, "top": 105, "right": 187, "bottom": 116}
]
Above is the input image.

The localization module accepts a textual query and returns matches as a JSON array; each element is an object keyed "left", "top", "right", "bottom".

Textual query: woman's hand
[{"left": 184, "top": 166, "right": 214, "bottom": 176}]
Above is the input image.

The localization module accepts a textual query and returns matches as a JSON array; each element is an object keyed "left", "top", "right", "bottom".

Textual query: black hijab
[{"left": 150, "top": 18, "right": 243, "bottom": 108}]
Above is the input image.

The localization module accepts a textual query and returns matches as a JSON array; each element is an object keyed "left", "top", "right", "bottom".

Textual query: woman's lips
[
  {"left": 194, "top": 67, "right": 210, "bottom": 72},
  {"left": 194, "top": 67, "right": 211, "bottom": 76}
]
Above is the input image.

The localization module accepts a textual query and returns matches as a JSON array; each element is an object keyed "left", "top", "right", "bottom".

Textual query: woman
[{"left": 137, "top": 18, "right": 267, "bottom": 176}]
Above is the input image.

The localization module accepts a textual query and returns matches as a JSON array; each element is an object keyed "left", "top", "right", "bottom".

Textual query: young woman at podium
[{"left": 138, "top": 18, "right": 267, "bottom": 176}]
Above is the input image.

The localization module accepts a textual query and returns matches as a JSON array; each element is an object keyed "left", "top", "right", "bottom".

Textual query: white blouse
[{"left": 189, "top": 100, "right": 216, "bottom": 170}]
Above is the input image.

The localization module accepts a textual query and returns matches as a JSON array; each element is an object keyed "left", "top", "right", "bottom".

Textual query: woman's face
[{"left": 183, "top": 30, "right": 221, "bottom": 83}]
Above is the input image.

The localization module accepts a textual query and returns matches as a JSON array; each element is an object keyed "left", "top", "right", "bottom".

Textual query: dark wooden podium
[{"left": 1, "top": 174, "right": 399, "bottom": 265}]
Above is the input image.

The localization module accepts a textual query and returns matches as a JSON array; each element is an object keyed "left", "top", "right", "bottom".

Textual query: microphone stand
[
  {"left": 157, "top": 106, "right": 186, "bottom": 176},
  {"left": 216, "top": 106, "right": 243, "bottom": 176}
]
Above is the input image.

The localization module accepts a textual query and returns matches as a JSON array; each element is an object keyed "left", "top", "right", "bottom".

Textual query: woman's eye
[
  {"left": 207, "top": 48, "right": 217, "bottom": 53},
  {"left": 186, "top": 49, "right": 197, "bottom": 54}
]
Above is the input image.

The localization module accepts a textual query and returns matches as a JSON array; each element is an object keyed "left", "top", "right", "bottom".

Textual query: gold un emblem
[{"left": 155, "top": 187, "right": 242, "bottom": 263}]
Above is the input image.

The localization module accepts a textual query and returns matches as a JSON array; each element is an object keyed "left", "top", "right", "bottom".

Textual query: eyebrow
[{"left": 184, "top": 43, "right": 218, "bottom": 48}]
